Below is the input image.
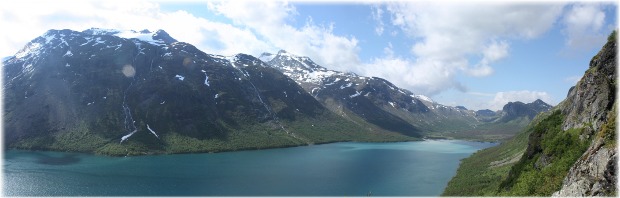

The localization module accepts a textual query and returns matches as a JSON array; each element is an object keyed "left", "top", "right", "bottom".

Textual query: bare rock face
[
  {"left": 553, "top": 136, "right": 617, "bottom": 196},
  {"left": 553, "top": 33, "right": 617, "bottom": 197},
  {"left": 560, "top": 36, "right": 616, "bottom": 132}
]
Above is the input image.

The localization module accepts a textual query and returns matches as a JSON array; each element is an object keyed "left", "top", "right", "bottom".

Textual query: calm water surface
[{"left": 4, "top": 140, "right": 495, "bottom": 196}]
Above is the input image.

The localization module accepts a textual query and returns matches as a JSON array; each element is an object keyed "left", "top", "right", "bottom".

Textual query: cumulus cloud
[
  {"left": 562, "top": 3, "right": 610, "bottom": 51},
  {"left": 362, "top": 51, "right": 468, "bottom": 96},
  {"left": 362, "top": 2, "right": 565, "bottom": 96},
  {"left": 489, "top": 90, "right": 553, "bottom": 111},
  {"left": 207, "top": 1, "right": 361, "bottom": 72},
  {"left": 0, "top": 0, "right": 274, "bottom": 57}
]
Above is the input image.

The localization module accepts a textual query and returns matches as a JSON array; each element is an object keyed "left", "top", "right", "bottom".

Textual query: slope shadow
[{"left": 35, "top": 153, "right": 81, "bottom": 165}]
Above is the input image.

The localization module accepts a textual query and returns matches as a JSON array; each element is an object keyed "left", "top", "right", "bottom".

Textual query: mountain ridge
[
  {"left": 260, "top": 49, "right": 553, "bottom": 140},
  {"left": 2, "top": 28, "right": 418, "bottom": 156},
  {"left": 3, "top": 28, "right": 553, "bottom": 155}
]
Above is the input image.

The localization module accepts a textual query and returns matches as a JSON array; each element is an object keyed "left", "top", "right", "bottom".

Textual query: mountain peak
[
  {"left": 152, "top": 29, "right": 177, "bottom": 44},
  {"left": 81, "top": 28, "right": 178, "bottom": 45},
  {"left": 532, "top": 99, "right": 546, "bottom": 105},
  {"left": 263, "top": 50, "right": 326, "bottom": 71},
  {"left": 498, "top": 99, "right": 553, "bottom": 122}
]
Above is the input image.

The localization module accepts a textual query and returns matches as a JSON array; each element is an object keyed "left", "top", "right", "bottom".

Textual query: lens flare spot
[
  {"left": 183, "top": 57, "right": 192, "bottom": 66},
  {"left": 122, "top": 64, "right": 135, "bottom": 77}
]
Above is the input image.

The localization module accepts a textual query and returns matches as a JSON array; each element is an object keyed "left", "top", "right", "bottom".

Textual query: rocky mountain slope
[
  {"left": 497, "top": 99, "right": 553, "bottom": 122},
  {"left": 2, "top": 28, "right": 416, "bottom": 156},
  {"left": 443, "top": 30, "right": 617, "bottom": 196},
  {"left": 2, "top": 28, "right": 556, "bottom": 156},
  {"left": 260, "top": 50, "right": 552, "bottom": 140},
  {"left": 552, "top": 30, "right": 617, "bottom": 196}
]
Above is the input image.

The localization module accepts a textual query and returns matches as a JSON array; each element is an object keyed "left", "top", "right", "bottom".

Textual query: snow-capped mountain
[
  {"left": 3, "top": 28, "right": 418, "bottom": 156},
  {"left": 260, "top": 50, "right": 483, "bottom": 133},
  {"left": 260, "top": 50, "right": 434, "bottom": 104},
  {"left": 260, "top": 50, "right": 554, "bottom": 138},
  {"left": 3, "top": 28, "right": 553, "bottom": 155}
]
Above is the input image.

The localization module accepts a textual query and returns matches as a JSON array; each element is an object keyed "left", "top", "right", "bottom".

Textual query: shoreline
[{"left": 2, "top": 137, "right": 504, "bottom": 157}]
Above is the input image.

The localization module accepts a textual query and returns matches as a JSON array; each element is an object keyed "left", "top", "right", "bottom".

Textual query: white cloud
[
  {"left": 0, "top": 0, "right": 275, "bottom": 57},
  {"left": 371, "top": 5, "right": 385, "bottom": 36},
  {"left": 482, "top": 41, "right": 510, "bottom": 65},
  {"left": 367, "top": 2, "right": 565, "bottom": 96},
  {"left": 562, "top": 3, "right": 609, "bottom": 50},
  {"left": 362, "top": 54, "right": 468, "bottom": 96},
  {"left": 489, "top": 90, "right": 553, "bottom": 111},
  {"left": 207, "top": 1, "right": 361, "bottom": 72},
  {"left": 0, "top": 0, "right": 358, "bottom": 77},
  {"left": 467, "top": 40, "right": 509, "bottom": 77}
]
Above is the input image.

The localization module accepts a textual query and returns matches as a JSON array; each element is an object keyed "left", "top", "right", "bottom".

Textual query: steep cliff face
[
  {"left": 553, "top": 109, "right": 616, "bottom": 196},
  {"left": 553, "top": 32, "right": 617, "bottom": 197},
  {"left": 443, "top": 31, "right": 617, "bottom": 196},
  {"left": 560, "top": 33, "right": 617, "bottom": 132},
  {"left": 501, "top": 31, "right": 617, "bottom": 196}
]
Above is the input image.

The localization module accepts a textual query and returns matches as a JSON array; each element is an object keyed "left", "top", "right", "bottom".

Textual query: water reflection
[{"left": 35, "top": 153, "right": 81, "bottom": 165}]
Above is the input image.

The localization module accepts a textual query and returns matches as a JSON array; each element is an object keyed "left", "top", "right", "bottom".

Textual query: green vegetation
[
  {"left": 599, "top": 105, "right": 616, "bottom": 148},
  {"left": 497, "top": 111, "right": 590, "bottom": 196},
  {"left": 12, "top": 122, "right": 109, "bottom": 153},
  {"left": 608, "top": 29, "right": 617, "bottom": 42},
  {"left": 10, "top": 108, "right": 416, "bottom": 157},
  {"left": 444, "top": 110, "right": 593, "bottom": 196},
  {"left": 442, "top": 119, "right": 531, "bottom": 196},
  {"left": 429, "top": 116, "right": 531, "bottom": 142}
]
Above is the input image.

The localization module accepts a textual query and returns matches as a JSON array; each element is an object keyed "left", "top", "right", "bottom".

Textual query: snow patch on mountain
[
  {"left": 15, "top": 43, "right": 42, "bottom": 59},
  {"left": 340, "top": 82, "right": 353, "bottom": 89},
  {"left": 64, "top": 50, "right": 73, "bottom": 57},
  {"left": 120, "top": 130, "right": 137, "bottom": 143},
  {"left": 413, "top": 94, "right": 434, "bottom": 103},
  {"left": 175, "top": 75, "right": 184, "bottom": 81},
  {"left": 147, "top": 124, "right": 159, "bottom": 139},
  {"left": 86, "top": 28, "right": 165, "bottom": 46},
  {"left": 350, "top": 91, "right": 362, "bottom": 98}
]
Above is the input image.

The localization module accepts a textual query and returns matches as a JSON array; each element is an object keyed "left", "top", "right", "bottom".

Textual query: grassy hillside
[
  {"left": 441, "top": 118, "right": 533, "bottom": 195},
  {"left": 427, "top": 116, "right": 531, "bottom": 142},
  {"left": 495, "top": 111, "right": 590, "bottom": 195}
]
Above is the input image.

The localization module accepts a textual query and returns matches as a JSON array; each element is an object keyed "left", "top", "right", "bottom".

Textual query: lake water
[{"left": 4, "top": 140, "right": 495, "bottom": 196}]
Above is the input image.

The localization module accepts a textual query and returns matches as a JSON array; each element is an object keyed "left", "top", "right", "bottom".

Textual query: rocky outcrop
[
  {"left": 553, "top": 32, "right": 617, "bottom": 196},
  {"left": 560, "top": 35, "right": 617, "bottom": 132},
  {"left": 497, "top": 99, "right": 553, "bottom": 122},
  {"left": 553, "top": 139, "right": 617, "bottom": 196}
]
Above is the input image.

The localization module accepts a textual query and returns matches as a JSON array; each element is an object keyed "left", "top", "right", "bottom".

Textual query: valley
[
  {"left": 2, "top": 28, "right": 547, "bottom": 156},
  {"left": 2, "top": 1, "right": 618, "bottom": 197},
  {"left": 2, "top": 27, "right": 615, "bottom": 197}
]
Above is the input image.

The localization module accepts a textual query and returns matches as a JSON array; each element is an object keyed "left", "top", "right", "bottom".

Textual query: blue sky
[{"left": 1, "top": 1, "right": 617, "bottom": 110}]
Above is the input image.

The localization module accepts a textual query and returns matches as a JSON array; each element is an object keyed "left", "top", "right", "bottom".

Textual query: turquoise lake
[{"left": 3, "top": 140, "right": 496, "bottom": 196}]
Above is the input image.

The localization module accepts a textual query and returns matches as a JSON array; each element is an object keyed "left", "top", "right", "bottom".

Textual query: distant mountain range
[
  {"left": 260, "top": 49, "right": 552, "bottom": 140},
  {"left": 2, "top": 28, "right": 551, "bottom": 155}
]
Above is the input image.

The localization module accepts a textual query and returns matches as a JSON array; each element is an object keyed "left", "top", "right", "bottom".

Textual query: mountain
[
  {"left": 2, "top": 28, "right": 416, "bottom": 156},
  {"left": 260, "top": 50, "right": 552, "bottom": 140},
  {"left": 469, "top": 99, "right": 553, "bottom": 123},
  {"left": 495, "top": 99, "right": 553, "bottom": 122},
  {"left": 443, "top": 30, "right": 617, "bottom": 196},
  {"left": 1, "top": 28, "right": 556, "bottom": 156}
]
